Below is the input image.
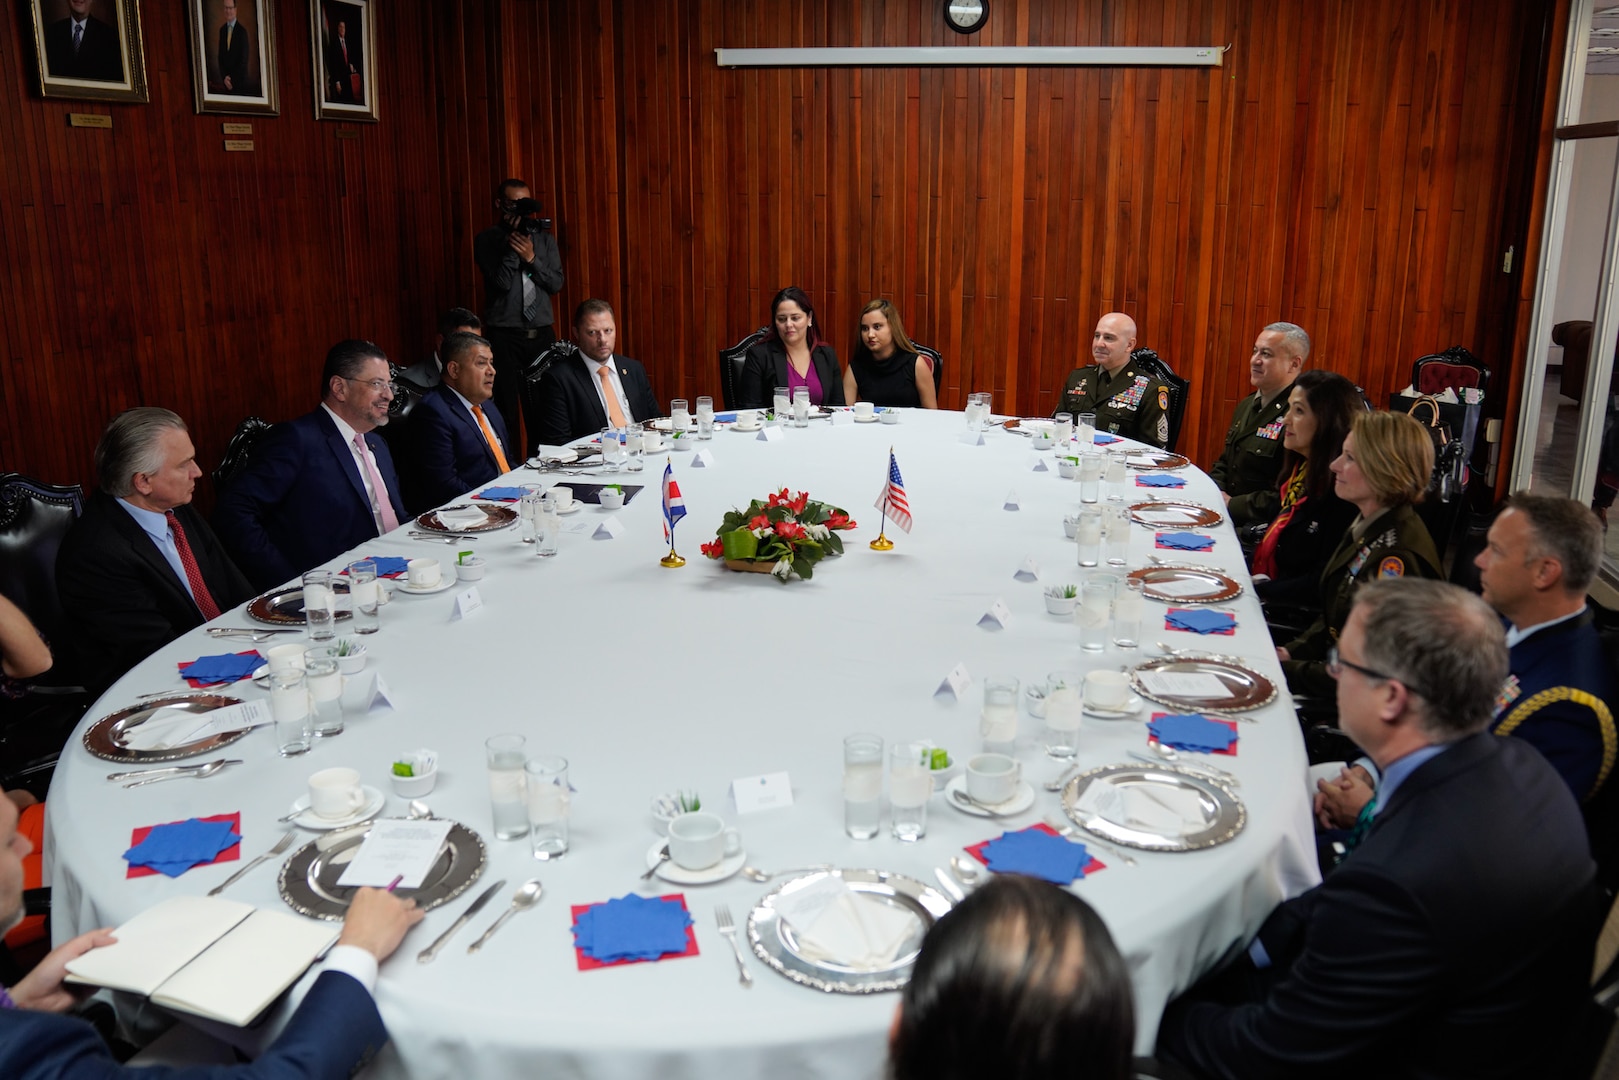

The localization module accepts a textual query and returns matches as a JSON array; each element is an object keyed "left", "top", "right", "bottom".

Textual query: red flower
[
  {"left": 774, "top": 520, "right": 806, "bottom": 541},
  {"left": 700, "top": 539, "right": 724, "bottom": 558},
  {"left": 767, "top": 488, "right": 790, "bottom": 508},
  {"left": 748, "top": 513, "right": 771, "bottom": 531},
  {"left": 790, "top": 491, "right": 810, "bottom": 514},
  {"left": 825, "top": 511, "right": 852, "bottom": 529}
]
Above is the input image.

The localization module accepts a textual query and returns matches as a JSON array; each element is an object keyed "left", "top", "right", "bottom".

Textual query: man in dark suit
[
  {"left": 396, "top": 307, "right": 481, "bottom": 392},
  {"left": 1157, "top": 579, "right": 1599, "bottom": 1079},
  {"left": 43, "top": 0, "right": 125, "bottom": 83},
  {"left": 407, "top": 331, "right": 513, "bottom": 511},
  {"left": 535, "top": 299, "right": 659, "bottom": 446},
  {"left": 55, "top": 408, "right": 254, "bottom": 693},
  {"left": 216, "top": 0, "right": 249, "bottom": 94},
  {"left": 215, "top": 340, "right": 408, "bottom": 591},
  {"left": 0, "top": 789, "right": 423, "bottom": 1078}
]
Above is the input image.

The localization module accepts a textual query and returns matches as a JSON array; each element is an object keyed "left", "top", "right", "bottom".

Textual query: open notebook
[{"left": 64, "top": 896, "right": 340, "bottom": 1027}]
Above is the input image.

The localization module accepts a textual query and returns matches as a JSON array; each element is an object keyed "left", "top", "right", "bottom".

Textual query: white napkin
[
  {"left": 120, "top": 708, "right": 213, "bottom": 751},
  {"left": 1079, "top": 780, "right": 1208, "bottom": 836},
  {"left": 776, "top": 878, "right": 919, "bottom": 971},
  {"left": 435, "top": 506, "right": 490, "bottom": 530}
]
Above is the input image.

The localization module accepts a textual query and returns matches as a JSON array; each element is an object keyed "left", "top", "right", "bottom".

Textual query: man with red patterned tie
[{"left": 56, "top": 408, "right": 253, "bottom": 692}]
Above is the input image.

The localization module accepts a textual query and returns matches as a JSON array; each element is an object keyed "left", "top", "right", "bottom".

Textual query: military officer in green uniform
[
  {"left": 1210, "top": 322, "right": 1309, "bottom": 526},
  {"left": 1055, "top": 312, "right": 1172, "bottom": 449}
]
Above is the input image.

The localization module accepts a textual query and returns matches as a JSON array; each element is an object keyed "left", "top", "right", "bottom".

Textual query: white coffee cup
[
  {"left": 642, "top": 431, "right": 664, "bottom": 452},
  {"left": 266, "top": 643, "right": 307, "bottom": 675},
  {"left": 406, "top": 559, "right": 441, "bottom": 588},
  {"left": 308, "top": 766, "right": 366, "bottom": 820},
  {"left": 734, "top": 410, "right": 760, "bottom": 431},
  {"left": 1084, "top": 669, "right": 1131, "bottom": 710},
  {"left": 548, "top": 486, "right": 575, "bottom": 511},
  {"left": 666, "top": 811, "right": 741, "bottom": 871},
  {"left": 965, "top": 753, "right": 1021, "bottom": 805},
  {"left": 854, "top": 401, "right": 875, "bottom": 419}
]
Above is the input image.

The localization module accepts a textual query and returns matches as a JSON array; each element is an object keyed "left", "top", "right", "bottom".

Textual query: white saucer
[
  {"left": 1085, "top": 694, "right": 1145, "bottom": 719},
  {"left": 286, "top": 785, "right": 386, "bottom": 830},
  {"left": 945, "top": 776, "right": 1037, "bottom": 817},
  {"left": 644, "top": 839, "right": 747, "bottom": 885},
  {"left": 396, "top": 577, "right": 456, "bottom": 595},
  {"left": 554, "top": 502, "right": 583, "bottom": 515},
  {"left": 853, "top": 414, "right": 880, "bottom": 424},
  {"left": 731, "top": 425, "right": 761, "bottom": 434}
]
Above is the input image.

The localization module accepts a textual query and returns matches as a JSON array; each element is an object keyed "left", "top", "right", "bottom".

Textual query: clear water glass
[
  {"left": 1075, "top": 506, "right": 1102, "bottom": 568},
  {"left": 1076, "top": 412, "right": 1096, "bottom": 449},
  {"left": 889, "top": 742, "right": 933, "bottom": 842},
  {"left": 535, "top": 494, "right": 559, "bottom": 558},
  {"left": 1078, "top": 574, "right": 1115, "bottom": 653},
  {"left": 670, "top": 398, "right": 691, "bottom": 436},
  {"left": 1113, "top": 576, "right": 1145, "bottom": 649},
  {"left": 792, "top": 386, "right": 810, "bottom": 427},
  {"left": 843, "top": 733, "right": 884, "bottom": 840},
  {"left": 1078, "top": 451, "right": 1104, "bottom": 503},
  {"left": 1053, "top": 411, "right": 1074, "bottom": 447},
  {"left": 270, "top": 670, "right": 312, "bottom": 756},
  {"left": 519, "top": 489, "right": 543, "bottom": 544},
  {"left": 1105, "top": 454, "right": 1129, "bottom": 500},
  {"left": 486, "top": 734, "right": 529, "bottom": 840},
  {"left": 1103, "top": 503, "right": 1131, "bottom": 566},
  {"left": 624, "top": 423, "right": 645, "bottom": 471},
  {"left": 1042, "top": 670, "right": 1085, "bottom": 760},
  {"left": 980, "top": 675, "right": 1020, "bottom": 753},
  {"left": 525, "top": 756, "right": 570, "bottom": 859},
  {"left": 305, "top": 646, "right": 344, "bottom": 737},
  {"left": 696, "top": 396, "right": 714, "bottom": 440},
  {"left": 348, "top": 560, "right": 380, "bottom": 634},
  {"left": 773, "top": 386, "right": 790, "bottom": 422},
  {"left": 600, "top": 428, "right": 625, "bottom": 472},
  {"left": 302, "top": 570, "right": 336, "bottom": 643}
]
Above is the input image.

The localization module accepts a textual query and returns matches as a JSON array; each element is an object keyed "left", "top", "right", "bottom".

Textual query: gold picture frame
[
  {"left": 310, "top": 0, "right": 377, "bottom": 123},
  {"left": 27, "top": 0, "right": 149, "bottom": 104},
  {"left": 187, "top": 0, "right": 280, "bottom": 116}
]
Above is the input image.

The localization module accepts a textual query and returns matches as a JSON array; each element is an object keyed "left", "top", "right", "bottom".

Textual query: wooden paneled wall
[{"left": 0, "top": 0, "right": 1556, "bottom": 497}]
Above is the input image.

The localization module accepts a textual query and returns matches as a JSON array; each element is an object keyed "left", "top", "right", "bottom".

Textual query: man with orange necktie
[
  {"left": 407, "top": 331, "right": 514, "bottom": 511},
  {"left": 533, "top": 299, "right": 660, "bottom": 447},
  {"left": 56, "top": 408, "right": 253, "bottom": 692}
]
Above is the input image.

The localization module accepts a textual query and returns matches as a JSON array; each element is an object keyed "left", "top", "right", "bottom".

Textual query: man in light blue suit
[
  {"left": 215, "top": 341, "right": 409, "bottom": 591},
  {"left": 0, "top": 791, "right": 423, "bottom": 1078},
  {"left": 406, "top": 331, "right": 513, "bottom": 512}
]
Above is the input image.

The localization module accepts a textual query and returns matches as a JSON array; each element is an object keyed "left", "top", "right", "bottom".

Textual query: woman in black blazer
[{"left": 738, "top": 286, "right": 845, "bottom": 409}]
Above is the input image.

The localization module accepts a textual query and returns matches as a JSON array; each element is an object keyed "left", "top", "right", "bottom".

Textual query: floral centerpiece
[{"left": 699, "top": 488, "right": 857, "bottom": 582}]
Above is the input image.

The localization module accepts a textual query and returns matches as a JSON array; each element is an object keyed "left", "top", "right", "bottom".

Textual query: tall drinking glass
[
  {"left": 1053, "top": 412, "right": 1074, "bottom": 447},
  {"left": 525, "top": 756, "right": 570, "bottom": 859},
  {"left": 486, "top": 734, "right": 529, "bottom": 840},
  {"left": 980, "top": 675, "right": 1020, "bottom": 753},
  {"left": 1078, "top": 574, "right": 1115, "bottom": 652},
  {"left": 889, "top": 742, "right": 933, "bottom": 842},
  {"left": 670, "top": 399, "right": 691, "bottom": 437},
  {"left": 305, "top": 645, "right": 344, "bottom": 737},
  {"left": 1113, "top": 576, "right": 1145, "bottom": 649},
  {"left": 695, "top": 396, "right": 714, "bottom": 440},
  {"left": 302, "top": 571, "right": 336, "bottom": 643},
  {"left": 536, "top": 494, "right": 559, "bottom": 558},
  {"left": 348, "top": 560, "right": 380, "bottom": 634},
  {"left": 1075, "top": 507, "right": 1102, "bottom": 568},
  {"left": 519, "top": 489, "right": 543, "bottom": 544},
  {"left": 1104, "top": 454, "right": 1129, "bottom": 501},
  {"left": 791, "top": 386, "right": 810, "bottom": 427},
  {"left": 842, "top": 734, "right": 884, "bottom": 840},
  {"left": 1042, "top": 670, "right": 1085, "bottom": 760},
  {"left": 1078, "top": 451, "right": 1104, "bottom": 503},
  {"left": 270, "top": 670, "right": 312, "bottom": 757},
  {"left": 773, "top": 387, "right": 790, "bottom": 422},
  {"left": 600, "top": 428, "right": 625, "bottom": 472},
  {"left": 1076, "top": 412, "right": 1096, "bottom": 449},
  {"left": 1102, "top": 503, "right": 1131, "bottom": 567},
  {"left": 624, "top": 423, "right": 645, "bottom": 472}
]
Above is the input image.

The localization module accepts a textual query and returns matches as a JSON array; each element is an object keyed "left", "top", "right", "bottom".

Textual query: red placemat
[
  {"left": 176, "top": 650, "right": 261, "bottom": 688},
  {"left": 569, "top": 893, "right": 700, "bottom": 971},
  {"left": 1147, "top": 712, "right": 1240, "bottom": 757},
  {"left": 964, "top": 823, "right": 1106, "bottom": 877},
  {"left": 126, "top": 812, "right": 241, "bottom": 879}
]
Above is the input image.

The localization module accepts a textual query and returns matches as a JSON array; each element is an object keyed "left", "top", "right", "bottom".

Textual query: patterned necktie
[
  {"left": 472, "top": 405, "right": 511, "bottom": 473},
  {"left": 353, "top": 434, "right": 400, "bottom": 533},
  {"left": 166, "top": 511, "right": 221, "bottom": 620},
  {"left": 597, "top": 365, "right": 628, "bottom": 427},
  {"left": 73, "top": 23, "right": 82, "bottom": 52},
  {"left": 521, "top": 274, "right": 540, "bottom": 324}
]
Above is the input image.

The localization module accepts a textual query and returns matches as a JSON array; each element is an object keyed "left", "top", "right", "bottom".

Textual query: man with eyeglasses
[
  {"left": 216, "top": 340, "right": 409, "bottom": 590},
  {"left": 1158, "top": 579, "right": 1598, "bottom": 1078}
]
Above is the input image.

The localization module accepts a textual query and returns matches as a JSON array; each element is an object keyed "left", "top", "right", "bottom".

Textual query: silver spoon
[
  {"left": 949, "top": 788, "right": 1020, "bottom": 817},
  {"left": 1043, "top": 764, "right": 1083, "bottom": 793},
  {"left": 1043, "top": 813, "right": 1138, "bottom": 867},
  {"left": 740, "top": 863, "right": 832, "bottom": 882},
  {"left": 123, "top": 759, "right": 233, "bottom": 787},
  {"left": 467, "top": 880, "right": 544, "bottom": 953},
  {"left": 949, "top": 855, "right": 984, "bottom": 889},
  {"left": 641, "top": 842, "right": 670, "bottom": 881}
]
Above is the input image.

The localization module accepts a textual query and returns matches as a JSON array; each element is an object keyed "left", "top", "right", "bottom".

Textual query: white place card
[
  {"left": 1003, "top": 490, "right": 1021, "bottom": 511},
  {"left": 730, "top": 771, "right": 793, "bottom": 814},
  {"left": 958, "top": 431, "right": 986, "bottom": 446},
  {"left": 591, "top": 516, "right": 624, "bottom": 540},
  {"left": 345, "top": 671, "right": 396, "bottom": 714},
  {"left": 757, "top": 426, "right": 784, "bottom": 442},
  {"left": 1151, "top": 578, "right": 1221, "bottom": 599},
  {"left": 935, "top": 662, "right": 972, "bottom": 700},
  {"left": 452, "top": 587, "right": 484, "bottom": 620},
  {"left": 978, "top": 598, "right": 1012, "bottom": 631},
  {"left": 1014, "top": 556, "right": 1039, "bottom": 582},
  {"left": 1029, "top": 455, "right": 1049, "bottom": 472},
  {"left": 336, "top": 819, "right": 454, "bottom": 889},
  {"left": 1137, "top": 671, "right": 1231, "bottom": 699},
  {"left": 691, "top": 448, "right": 716, "bottom": 467}
]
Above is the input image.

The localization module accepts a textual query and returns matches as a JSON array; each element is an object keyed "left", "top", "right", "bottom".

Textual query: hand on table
[
  {"left": 337, "top": 888, "right": 423, "bottom": 962},
  {"left": 1276, "top": 646, "right": 1290, "bottom": 662},
  {"left": 1314, "top": 765, "right": 1375, "bottom": 830},
  {"left": 10, "top": 929, "right": 117, "bottom": 1013}
]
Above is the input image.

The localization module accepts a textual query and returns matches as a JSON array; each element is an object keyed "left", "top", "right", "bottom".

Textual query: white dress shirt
[{"left": 580, "top": 354, "right": 635, "bottom": 426}]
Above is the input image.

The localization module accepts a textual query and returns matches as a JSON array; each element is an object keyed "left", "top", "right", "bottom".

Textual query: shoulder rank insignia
[
  {"left": 1494, "top": 674, "right": 1522, "bottom": 717},
  {"left": 1257, "top": 420, "right": 1284, "bottom": 440},
  {"left": 1378, "top": 556, "right": 1406, "bottom": 578},
  {"left": 1157, "top": 386, "right": 1169, "bottom": 412}
]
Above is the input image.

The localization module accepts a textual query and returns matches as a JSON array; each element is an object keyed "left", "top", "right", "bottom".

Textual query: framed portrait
[
  {"left": 310, "top": 0, "right": 377, "bottom": 122},
  {"left": 26, "top": 0, "right": 149, "bottom": 103},
  {"left": 187, "top": 0, "right": 279, "bottom": 115}
]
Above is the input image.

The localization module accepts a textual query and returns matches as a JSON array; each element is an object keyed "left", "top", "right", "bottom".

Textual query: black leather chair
[
  {"left": 1130, "top": 348, "right": 1191, "bottom": 452},
  {"left": 389, "top": 370, "right": 430, "bottom": 425},
  {"left": 521, "top": 339, "right": 581, "bottom": 455},
  {"left": 212, "top": 416, "right": 272, "bottom": 491},
  {"left": 912, "top": 341, "right": 945, "bottom": 398},
  {"left": 719, "top": 327, "right": 769, "bottom": 410},
  {"left": 0, "top": 474, "right": 90, "bottom": 796}
]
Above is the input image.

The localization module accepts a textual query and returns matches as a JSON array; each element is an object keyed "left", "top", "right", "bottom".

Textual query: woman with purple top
[{"left": 738, "top": 286, "right": 845, "bottom": 410}]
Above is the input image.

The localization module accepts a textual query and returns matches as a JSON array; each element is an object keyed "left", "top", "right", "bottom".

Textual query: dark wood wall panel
[{"left": 1, "top": 0, "right": 1555, "bottom": 497}]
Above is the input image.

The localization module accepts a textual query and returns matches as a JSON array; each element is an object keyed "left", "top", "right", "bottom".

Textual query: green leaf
[
  {"left": 720, "top": 528, "right": 759, "bottom": 560},
  {"left": 792, "top": 555, "right": 815, "bottom": 580}
]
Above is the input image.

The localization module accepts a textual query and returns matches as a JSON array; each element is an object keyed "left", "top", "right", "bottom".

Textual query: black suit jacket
[
  {"left": 217, "top": 20, "right": 249, "bottom": 93},
  {"left": 214, "top": 408, "right": 408, "bottom": 591},
  {"left": 44, "top": 14, "right": 124, "bottom": 83},
  {"left": 56, "top": 491, "right": 253, "bottom": 693},
  {"left": 534, "top": 353, "right": 660, "bottom": 446},
  {"left": 1158, "top": 733, "right": 1599, "bottom": 1079},
  {"left": 408, "top": 385, "right": 514, "bottom": 511},
  {"left": 738, "top": 341, "right": 844, "bottom": 409}
]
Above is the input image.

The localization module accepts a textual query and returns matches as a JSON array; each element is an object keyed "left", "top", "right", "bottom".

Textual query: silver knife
[
  {"left": 933, "top": 867, "right": 965, "bottom": 904},
  {"left": 106, "top": 759, "right": 243, "bottom": 782},
  {"left": 417, "top": 879, "right": 506, "bottom": 963}
]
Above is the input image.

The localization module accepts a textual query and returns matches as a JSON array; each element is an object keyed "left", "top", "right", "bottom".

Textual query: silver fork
[
  {"left": 208, "top": 831, "right": 297, "bottom": 896},
  {"left": 714, "top": 905, "right": 752, "bottom": 987}
]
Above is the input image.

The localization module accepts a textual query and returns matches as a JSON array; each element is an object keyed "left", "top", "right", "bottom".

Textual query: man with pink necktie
[
  {"left": 533, "top": 299, "right": 660, "bottom": 447},
  {"left": 215, "top": 340, "right": 408, "bottom": 590}
]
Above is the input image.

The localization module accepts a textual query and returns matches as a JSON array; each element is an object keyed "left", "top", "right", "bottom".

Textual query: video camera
[{"left": 505, "top": 197, "right": 553, "bottom": 234}]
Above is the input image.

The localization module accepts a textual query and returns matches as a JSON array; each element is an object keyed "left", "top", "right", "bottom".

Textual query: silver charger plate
[
  {"left": 747, "top": 869, "right": 953, "bottom": 994},
  {"left": 1061, "top": 763, "right": 1245, "bottom": 851},
  {"left": 1128, "top": 500, "right": 1224, "bottom": 530},
  {"left": 278, "top": 819, "right": 487, "bottom": 921},
  {"left": 246, "top": 580, "right": 352, "bottom": 626},
  {"left": 1129, "top": 654, "right": 1277, "bottom": 714},
  {"left": 1127, "top": 566, "right": 1244, "bottom": 605},
  {"left": 1121, "top": 451, "right": 1191, "bottom": 471},
  {"left": 415, "top": 504, "right": 519, "bottom": 534},
  {"left": 82, "top": 693, "right": 252, "bottom": 763}
]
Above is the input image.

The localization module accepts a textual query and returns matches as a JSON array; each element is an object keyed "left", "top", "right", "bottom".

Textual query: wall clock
[{"left": 945, "top": 0, "right": 988, "bottom": 35}]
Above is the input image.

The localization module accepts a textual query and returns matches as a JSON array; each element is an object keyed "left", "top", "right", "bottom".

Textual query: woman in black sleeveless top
[{"left": 843, "top": 300, "right": 938, "bottom": 409}]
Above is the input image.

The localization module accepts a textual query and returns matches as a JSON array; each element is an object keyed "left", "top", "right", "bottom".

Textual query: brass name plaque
[
  {"left": 222, "top": 122, "right": 253, "bottom": 135},
  {"left": 68, "top": 113, "right": 112, "bottom": 129},
  {"left": 224, "top": 139, "right": 255, "bottom": 152}
]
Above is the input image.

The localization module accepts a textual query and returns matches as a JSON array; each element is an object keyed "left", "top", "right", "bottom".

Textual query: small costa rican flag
[
  {"left": 874, "top": 450, "right": 913, "bottom": 533},
  {"left": 662, "top": 460, "right": 687, "bottom": 541}
]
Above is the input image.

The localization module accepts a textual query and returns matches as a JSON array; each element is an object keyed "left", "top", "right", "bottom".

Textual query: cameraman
[{"left": 474, "top": 178, "right": 564, "bottom": 437}]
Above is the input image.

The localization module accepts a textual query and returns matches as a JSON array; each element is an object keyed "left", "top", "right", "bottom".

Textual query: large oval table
[{"left": 47, "top": 408, "right": 1318, "bottom": 1078}]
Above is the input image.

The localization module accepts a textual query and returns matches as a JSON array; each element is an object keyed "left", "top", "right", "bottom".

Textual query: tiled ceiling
[{"left": 1591, "top": 5, "right": 1619, "bottom": 73}]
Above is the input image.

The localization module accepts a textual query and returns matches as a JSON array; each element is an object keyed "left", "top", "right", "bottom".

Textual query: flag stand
[
  {"left": 869, "top": 526, "right": 894, "bottom": 551},
  {"left": 661, "top": 546, "right": 686, "bottom": 568},
  {"left": 660, "top": 455, "right": 687, "bottom": 566}
]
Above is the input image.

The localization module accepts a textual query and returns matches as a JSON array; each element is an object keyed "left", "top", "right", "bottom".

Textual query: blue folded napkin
[
  {"left": 1157, "top": 532, "right": 1214, "bottom": 551},
  {"left": 714, "top": 412, "right": 738, "bottom": 423},
  {"left": 1166, "top": 609, "right": 1237, "bottom": 634},
  {"left": 573, "top": 894, "right": 694, "bottom": 963},
  {"left": 363, "top": 556, "right": 411, "bottom": 577},
  {"left": 124, "top": 819, "right": 242, "bottom": 878},
  {"left": 179, "top": 652, "right": 264, "bottom": 682},
  {"left": 1148, "top": 713, "right": 1238, "bottom": 753},
  {"left": 476, "top": 486, "right": 529, "bottom": 502},
  {"left": 978, "top": 828, "right": 1092, "bottom": 885},
  {"left": 1136, "top": 474, "right": 1187, "bottom": 488},
  {"left": 1093, "top": 433, "right": 1121, "bottom": 445}
]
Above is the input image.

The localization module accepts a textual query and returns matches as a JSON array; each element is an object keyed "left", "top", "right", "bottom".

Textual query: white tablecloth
[{"left": 47, "top": 410, "right": 1319, "bottom": 1077}]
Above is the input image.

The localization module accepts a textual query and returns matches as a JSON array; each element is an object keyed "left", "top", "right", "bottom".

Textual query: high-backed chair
[
  {"left": 1411, "top": 346, "right": 1489, "bottom": 400},
  {"left": 521, "top": 339, "right": 580, "bottom": 455},
  {"left": 912, "top": 341, "right": 945, "bottom": 398},
  {"left": 389, "top": 370, "right": 430, "bottom": 425},
  {"left": 1129, "top": 348, "right": 1191, "bottom": 452},
  {"left": 212, "top": 416, "right": 272, "bottom": 491},
  {"left": 719, "top": 327, "right": 769, "bottom": 410}
]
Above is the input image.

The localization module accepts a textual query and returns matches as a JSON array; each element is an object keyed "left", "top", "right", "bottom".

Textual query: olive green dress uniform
[
  {"left": 1279, "top": 503, "right": 1442, "bottom": 697},
  {"left": 1055, "top": 360, "right": 1171, "bottom": 449},
  {"left": 1209, "top": 383, "right": 1294, "bottom": 526}
]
